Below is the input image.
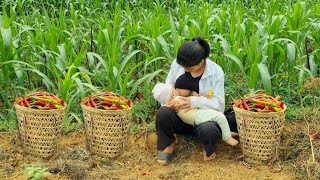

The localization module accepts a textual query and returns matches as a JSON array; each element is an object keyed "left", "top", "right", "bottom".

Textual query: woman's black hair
[{"left": 176, "top": 36, "right": 210, "bottom": 68}]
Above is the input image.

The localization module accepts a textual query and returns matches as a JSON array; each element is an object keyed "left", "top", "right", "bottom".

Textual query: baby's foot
[
  {"left": 224, "top": 138, "right": 238, "bottom": 146},
  {"left": 203, "top": 149, "right": 216, "bottom": 161}
]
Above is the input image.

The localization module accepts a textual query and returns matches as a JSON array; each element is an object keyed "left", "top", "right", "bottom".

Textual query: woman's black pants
[{"left": 156, "top": 106, "right": 223, "bottom": 156}]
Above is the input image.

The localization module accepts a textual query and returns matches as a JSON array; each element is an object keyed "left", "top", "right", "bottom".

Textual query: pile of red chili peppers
[
  {"left": 82, "top": 91, "right": 131, "bottom": 110},
  {"left": 15, "top": 91, "right": 65, "bottom": 110},
  {"left": 233, "top": 90, "right": 285, "bottom": 112}
]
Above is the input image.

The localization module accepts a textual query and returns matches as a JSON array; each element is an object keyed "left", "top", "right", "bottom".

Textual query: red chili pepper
[
  {"left": 82, "top": 97, "right": 89, "bottom": 104},
  {"left": 22, "top": 96, "right": 30, "bottom": 107},
  {"left": 241, "top": 99, "right": 249, "bottom": 110},
  {"left": 268, "top": 106, "right": 275, "bottom": 112},
  {"left": 60, "top": 100, "right": 64, "bottom": 107},
  {"left": 233, "top": 99, "right": 241, "bottom": 107},
  {"left": 89, "top": 96, "right": 97, "bottom": 108},
  {"left": 127, "top": 100, "right": 131, "bottom": 107},
  {"left": 15, "top": 97, "right": 23, "bottom": 104},
  {"left": 280, "top": 101, "right": 284, "bottom": 109},
  {"left": 255, "top": 103, "right": 265, "bottom": 109},
  {"left": 47, "top": 103, "right": 55, "bottom": 109},
  {"left": 114, "top": 104, "right": 122, "bottom": 109},
  {"left": 35, "top": 100, "right": 46, "bottom": 106},
  {"left": 102, "top": 100, "right": 113, "bottom": 106}
]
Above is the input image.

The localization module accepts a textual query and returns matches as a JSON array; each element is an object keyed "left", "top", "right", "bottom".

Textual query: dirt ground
[{"left": 0, "top": 121, "right": 314, "bottom": 180}]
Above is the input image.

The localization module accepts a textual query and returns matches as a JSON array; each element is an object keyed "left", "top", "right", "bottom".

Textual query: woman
[{"left": 156, "top": 36, "right": 228, "bottom": 165}]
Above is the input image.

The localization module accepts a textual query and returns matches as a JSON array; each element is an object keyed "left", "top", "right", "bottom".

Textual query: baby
[{"left": 152, "top": 83, "right": 238, "bottom": 146}]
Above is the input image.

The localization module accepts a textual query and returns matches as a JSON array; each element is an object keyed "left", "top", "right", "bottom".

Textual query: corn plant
[
  {"left": 0, "top": 10, "right": 19, "bottom": 107},
  {"left": 1, "top": 0, "right": 320, "bottom": 131}
]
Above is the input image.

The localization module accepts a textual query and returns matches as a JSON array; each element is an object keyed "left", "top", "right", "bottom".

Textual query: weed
[{"left": 22, "top": 163, "right": 50, "bottom": 180}]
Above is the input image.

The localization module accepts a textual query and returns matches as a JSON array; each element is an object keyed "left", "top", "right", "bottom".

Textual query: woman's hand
[
  {"left": 166, "top": 100, "right": 179, "bottom": 111},
  {"left": 166, "top": 96, "right": 191, "bottom": 111},
  {"left": 176, "top": 97, "right": 191, "bottom": 111}
]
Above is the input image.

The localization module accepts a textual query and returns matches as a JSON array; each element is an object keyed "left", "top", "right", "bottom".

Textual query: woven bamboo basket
[
  {"left": 81, "top": 103, "right": 132, "bottom": 160},
  {"left": 233, "top": 105, "right": 286, "bottom": 165},
  {"left": 14, "top": 103, "right": 65, "bottom": 158}
]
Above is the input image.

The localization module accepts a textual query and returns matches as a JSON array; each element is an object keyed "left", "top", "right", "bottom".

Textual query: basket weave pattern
[
  {"left": 233, "top": 105, "right": 286, "bottom": 164},
  {"left": 81, "top": 104, "right": 131, "bottom": 160},
  {"left": 14, "top": 103, "right": 64, "bottom": 158}
]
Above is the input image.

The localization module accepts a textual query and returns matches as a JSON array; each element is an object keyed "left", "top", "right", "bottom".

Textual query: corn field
[{"left": 0, "top": 0, "right": 319, "bottom": 131}]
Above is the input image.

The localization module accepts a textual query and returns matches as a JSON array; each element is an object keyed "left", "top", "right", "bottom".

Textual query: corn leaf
[{"left": 258, "top": 63, "right": 272, "bottom": 94}]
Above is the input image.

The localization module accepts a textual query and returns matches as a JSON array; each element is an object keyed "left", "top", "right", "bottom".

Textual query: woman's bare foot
[
  {"left": 224, "top": 138, "right": 238, "bottom": 146},
  {"left": 203, "top": 149, "right": 216, "bottom": 161}
]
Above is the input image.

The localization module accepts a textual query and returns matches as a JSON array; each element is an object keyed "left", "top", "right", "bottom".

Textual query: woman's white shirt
[{"left": 165, "top": 59, "right": 225, "bottom": 113}]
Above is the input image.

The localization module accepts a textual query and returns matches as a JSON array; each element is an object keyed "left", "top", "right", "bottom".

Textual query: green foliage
[
  {"left": 131, "top": 96, "right": 158, "bottom": 125},
  {"left": 22, "top": 163, "right": 50, "bottom": 180},
  {"left": 284, "top": 105, "right": 305, "bottom": 120},
  {"left": 0, "top": 108, "right": 17, "bottom": 131},
  {"left": 0, "top": 0, "right": 320, "bottom": 132}
]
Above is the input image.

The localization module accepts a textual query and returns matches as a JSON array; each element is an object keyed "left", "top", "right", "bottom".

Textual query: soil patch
[{"left": 0, "top": 121, "right": 316, "bottom": 180}]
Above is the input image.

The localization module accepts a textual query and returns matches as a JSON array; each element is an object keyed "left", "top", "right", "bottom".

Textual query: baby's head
[{"left": 152, "top": 83, "right": 176, "bottom": 105}]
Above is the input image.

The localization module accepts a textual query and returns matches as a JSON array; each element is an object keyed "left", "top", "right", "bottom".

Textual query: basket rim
[
  {"left": 233, "top": 104, "right": 287, "bottom": 114},
  {"left": 80, "top": 102, "right": 132, "bottom": 112},
  {"left": 14, "top": 102, "right": 66, "bottom": 111}
]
